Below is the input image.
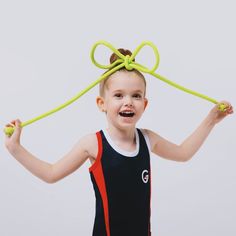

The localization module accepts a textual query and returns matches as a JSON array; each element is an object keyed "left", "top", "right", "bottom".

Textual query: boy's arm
[
  {"left": 146, "top": 101, "right": 233, "bottom": 162},
  {"left": 5, "top": 119, "right": 96, "bottom": 183}
]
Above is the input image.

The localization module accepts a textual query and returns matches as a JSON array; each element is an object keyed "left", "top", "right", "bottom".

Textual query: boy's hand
[
  {"left": 5, "top": 119, "right": 22, "bottom": 151},
  {"left": 208, "top": 101, "right": 233, "bottom": 124}
]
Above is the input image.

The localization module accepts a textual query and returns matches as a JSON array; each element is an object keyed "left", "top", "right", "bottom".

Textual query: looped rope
[
  {"left": 4, "top": 40, "right": 227, "bottom": 136},
  {"left": 90, "top": 40, "right": 160, "bottom": 74}
]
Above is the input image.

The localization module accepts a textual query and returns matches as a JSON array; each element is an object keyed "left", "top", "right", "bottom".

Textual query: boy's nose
[{"left": 124, "top": 96, "right": 133, "bottom": 106}]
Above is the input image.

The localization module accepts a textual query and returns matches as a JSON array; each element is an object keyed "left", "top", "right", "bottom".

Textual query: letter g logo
[{"left": 142, "top": 170, "right": 149, "bottom": 183}]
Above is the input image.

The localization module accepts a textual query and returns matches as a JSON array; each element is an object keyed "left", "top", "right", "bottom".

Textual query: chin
[{"left": 117, "top": 122, "right": 137, "bottom": 130}]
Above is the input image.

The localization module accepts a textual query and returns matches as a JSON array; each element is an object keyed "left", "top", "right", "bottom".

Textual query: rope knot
[{"left": 124, "top": 55, "right": 133, "bottom": 70}]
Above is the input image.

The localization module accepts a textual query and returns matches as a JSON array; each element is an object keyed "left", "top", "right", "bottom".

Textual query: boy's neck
[{"left": 106, "top": 126, "right": 136, "bottom": 144}]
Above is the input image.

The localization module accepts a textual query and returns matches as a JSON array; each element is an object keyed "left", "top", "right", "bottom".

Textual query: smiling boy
[{"left": 5, "top": 48, "right": 233, "bottom": 236}]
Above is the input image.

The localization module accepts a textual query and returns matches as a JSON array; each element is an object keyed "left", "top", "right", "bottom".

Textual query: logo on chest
[{"left": 141, "top": 170, "right": 149, "bottom": 183}]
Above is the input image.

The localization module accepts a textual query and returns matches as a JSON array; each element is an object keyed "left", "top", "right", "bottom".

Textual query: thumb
[{"left": 12, "top": 119, "right": 22, "bottom": 138}]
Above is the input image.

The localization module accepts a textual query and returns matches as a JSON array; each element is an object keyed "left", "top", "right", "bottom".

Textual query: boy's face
[{"left": 97, "top": 70, "right": 148, "bottom": 130}]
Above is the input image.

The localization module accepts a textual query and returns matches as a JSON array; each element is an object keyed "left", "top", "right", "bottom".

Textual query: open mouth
[{"left": 119, "top": 111, "right": 135, "bottom": 117}]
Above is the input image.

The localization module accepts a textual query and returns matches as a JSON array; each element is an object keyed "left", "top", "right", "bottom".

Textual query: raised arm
[
  {"left": 146, "top": 101, "right": 233, "bottom": 162},
  {"left": 5, "top": 119, "right": 97, "bottom": 183}
]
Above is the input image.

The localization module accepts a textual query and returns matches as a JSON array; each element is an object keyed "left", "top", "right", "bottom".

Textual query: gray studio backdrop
[{"left": 0, "top": 0, "right": 235, "bottom": 235}]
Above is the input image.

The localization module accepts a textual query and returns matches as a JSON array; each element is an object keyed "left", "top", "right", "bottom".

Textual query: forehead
[{"left": 106, "top": 70, "right": 145, "bottom": 91}]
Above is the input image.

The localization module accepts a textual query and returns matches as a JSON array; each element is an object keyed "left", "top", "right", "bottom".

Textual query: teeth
[{"left": 119, "top": 111, "right": 135, "bottom": 117}]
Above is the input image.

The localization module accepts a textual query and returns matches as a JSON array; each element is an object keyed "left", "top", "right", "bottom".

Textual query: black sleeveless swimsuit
[{"left": 89, "top": 129, "right": 151, "bottom": 236}]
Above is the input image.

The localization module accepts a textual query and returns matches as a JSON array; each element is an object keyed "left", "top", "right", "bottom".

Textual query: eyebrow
[
  {"left": 133, "top": 90, "right": 144, "bottom": 94},
  {"left": 112, "top": 89, "right": 144, "bottom": 94}
]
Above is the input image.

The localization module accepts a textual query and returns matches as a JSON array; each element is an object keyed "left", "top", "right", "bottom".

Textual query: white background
[{"left": 0, "top": 0, "right": 235, "bottom": 235}]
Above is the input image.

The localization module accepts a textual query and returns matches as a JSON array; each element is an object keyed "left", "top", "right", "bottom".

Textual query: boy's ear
[
  {"left": 96, "top": 96, "right": 106, "bottom": 112},
  {"left": 144, "top": 98, "right": 148, "bottom": 110}
]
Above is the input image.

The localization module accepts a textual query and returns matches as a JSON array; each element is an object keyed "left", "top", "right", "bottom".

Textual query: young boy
[{"left": 5, "top": 49, "right": 233, "bottom": 236}]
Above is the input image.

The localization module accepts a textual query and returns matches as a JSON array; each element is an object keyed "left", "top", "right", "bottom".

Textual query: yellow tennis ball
[
  {"left": 4, "top": 126, "right": 15, "bottom": 137},
  {"left": 218, "top": 103, "right": 227, "bottom": 112}
]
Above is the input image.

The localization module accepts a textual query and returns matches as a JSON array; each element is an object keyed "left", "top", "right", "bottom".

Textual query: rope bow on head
[
  {"left": 4, "top": 40, "right": 227, "bottom": 136},
  {"left": 90, "top": 40, "right": 160, "bottom": 73}
]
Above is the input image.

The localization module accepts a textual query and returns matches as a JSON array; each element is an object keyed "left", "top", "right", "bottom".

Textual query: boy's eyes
[
  {"left": 114, "top": 93, "right": 123, "bottom": 98},
  {"left": 113, "top": 93, "right": 142, "bottom": 99},
  {"left": 133, "top": 93, "right": 142, "bottom": 99}
]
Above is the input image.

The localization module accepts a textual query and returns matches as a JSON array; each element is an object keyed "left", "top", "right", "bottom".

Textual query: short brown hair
[{"left": 99, "top": 48, "right": 146, "bottom": 96}]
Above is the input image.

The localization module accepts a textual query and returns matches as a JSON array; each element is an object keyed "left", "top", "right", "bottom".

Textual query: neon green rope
[{"left": 4, "top": 40, "right": 226, "bottom": 136}]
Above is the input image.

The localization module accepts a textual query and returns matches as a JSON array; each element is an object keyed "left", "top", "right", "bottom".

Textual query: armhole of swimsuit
[
  {"left": 140, "top": 129, "right": 152, "bottom": 155},
  {"left": 89, "top": 132, "right": 103, "bottom": 172}
]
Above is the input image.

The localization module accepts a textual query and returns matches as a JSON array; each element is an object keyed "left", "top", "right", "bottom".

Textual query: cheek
[
  {"left": 136, "top": 101, "right": 147, "bottom": 112},
  {"left": 106, "top": 100, "right": 119, "bottom": 111}
]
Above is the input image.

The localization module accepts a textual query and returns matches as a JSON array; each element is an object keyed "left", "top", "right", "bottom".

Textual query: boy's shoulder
[
  {"left": 139, "top": 128, "right": 153, "bottom": 137},
  {"left": 80, "top": 132, "right": 97, "bottom": 146},
  {"left": 79, "top": 132, "right": 98, "bottom": 157}
]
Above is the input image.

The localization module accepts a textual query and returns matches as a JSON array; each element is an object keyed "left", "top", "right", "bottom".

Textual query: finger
[
  {"left": 10, "top": 120, "right": 17, "bottom": 125},
  {"left": 15, "top": 119, "right": 22, "bottom": 130},
  {"left": 5, "top": 123, "right": 14, "bottom": 128},
  {"left": 15, "top": 119, "right": 22, "bottom": 127},
  {"left": 226, "top": 104, "right": 233, "bottom": 111},
  {"left": 12, "top": 119, "right": 22, "bottom": 137}
]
